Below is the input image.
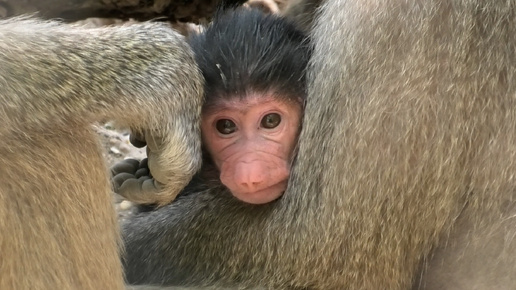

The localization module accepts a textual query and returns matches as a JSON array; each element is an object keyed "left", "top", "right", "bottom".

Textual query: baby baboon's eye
[
  {"left": 216, "top": 119, "right": 237, "bottom": 134},
  {"left": 261, "top": 113, "right": 281, "bottom": 129}
]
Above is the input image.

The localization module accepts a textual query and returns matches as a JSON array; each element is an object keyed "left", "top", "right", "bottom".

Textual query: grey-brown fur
[
  {"left": 281, "top": 0, "right": 321, "bottom": 32},
  {"left": 122, "top": 0, "right": 516, "bottom": 289},
  {"left": 0, "top": 18, "right": 203, "bottom": 289}
]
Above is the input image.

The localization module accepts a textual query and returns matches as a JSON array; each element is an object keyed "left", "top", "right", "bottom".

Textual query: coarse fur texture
[
  {"left": 122, "top": 1, "right": 516, "bottom": 289},
  {"left": 0, "top": 17, "right": 203, "bottom": 289},
  {"left": 281, "top": 0, "right": 321, "bottom": 32}
]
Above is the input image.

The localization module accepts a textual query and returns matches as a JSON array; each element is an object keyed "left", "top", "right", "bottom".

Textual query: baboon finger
[
  {"left": 117, "top": 177, "right": 166, "bottom": 205},
  {"left": 112, "top": 172, "right": 137, "bottom": 191},
  {"left": 110, "top": 159, "right": 141, "bottom": 176},
  {"left": 135, "top": 167, "right": 151, "bottom": 179},
  {"left": 130, "top": 132, "right": 147, "bottom": 148},
  {"left": 139, "top": 158, "right": 149, "bottom": 169}
]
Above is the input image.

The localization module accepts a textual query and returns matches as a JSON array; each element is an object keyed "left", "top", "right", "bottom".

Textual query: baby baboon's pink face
[{"left": 201, "top": 93, "right": 302, "bottom": 204}]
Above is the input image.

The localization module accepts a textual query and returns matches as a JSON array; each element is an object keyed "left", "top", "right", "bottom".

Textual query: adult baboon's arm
[{"left": 0, "top": 18, "right": 204, "bottom": 205}]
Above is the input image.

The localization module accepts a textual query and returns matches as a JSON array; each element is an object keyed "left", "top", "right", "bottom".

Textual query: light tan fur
[{"left": 0, "top": 18, "right": 203, "bottom": 289}]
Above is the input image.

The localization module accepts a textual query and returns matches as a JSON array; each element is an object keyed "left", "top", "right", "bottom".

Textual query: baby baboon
[
  {"left": 114, "top": 8, "right": 311, "bottom": 205},
  {"left": 121, "top": 1, "right": 516, "bottom": 289},
  {"left": 0, "top": 18, "right": 203, "bottom": 289}
]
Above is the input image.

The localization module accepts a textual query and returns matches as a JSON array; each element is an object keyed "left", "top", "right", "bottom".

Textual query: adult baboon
[
  {"left": 121, "top": 0, "right": 516, "bottom": 289},
  {"left": 0, "top": 18, "right": 203, "bottom": 289}
]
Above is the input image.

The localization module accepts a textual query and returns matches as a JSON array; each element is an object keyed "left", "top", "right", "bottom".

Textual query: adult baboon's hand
[{"left": 111, "top": 129, "right": 186, "bottom": 206}]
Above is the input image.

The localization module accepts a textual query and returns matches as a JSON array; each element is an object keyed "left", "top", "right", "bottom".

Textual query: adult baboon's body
[{"left": 122, "top": 1, "right": 516, "bottom": 289}]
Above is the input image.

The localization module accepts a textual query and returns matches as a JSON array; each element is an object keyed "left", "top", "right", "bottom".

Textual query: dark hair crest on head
[{"left": 188, "top": 8, "right": 312, "bottom": 106}]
